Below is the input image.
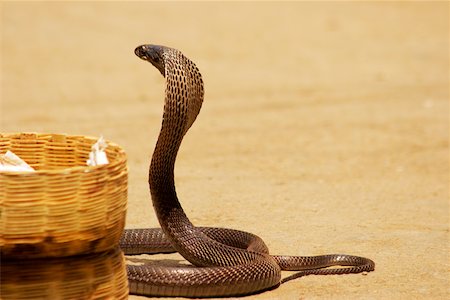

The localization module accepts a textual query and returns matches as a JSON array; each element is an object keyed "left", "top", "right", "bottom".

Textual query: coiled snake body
[{"left": 120, "top": 44, "right": 374, "bottom": 297}]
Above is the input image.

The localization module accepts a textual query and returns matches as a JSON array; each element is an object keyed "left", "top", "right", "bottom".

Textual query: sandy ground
[{"left": 1, "top": 2, "right": 448, "bottom": 299}]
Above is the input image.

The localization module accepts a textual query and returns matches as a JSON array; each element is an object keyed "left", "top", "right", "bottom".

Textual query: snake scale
[{"left": 119, "top": 44, "right": 375, "bottom": 298}]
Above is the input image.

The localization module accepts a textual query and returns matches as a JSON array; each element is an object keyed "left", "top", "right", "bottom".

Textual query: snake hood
[{"left": 136, "top": 44, "right": 205, "bottom": 132}]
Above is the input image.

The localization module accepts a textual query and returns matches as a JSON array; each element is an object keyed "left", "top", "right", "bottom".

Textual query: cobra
[{"left": 120, "top": 44, "right": 375, "bottom": 297}]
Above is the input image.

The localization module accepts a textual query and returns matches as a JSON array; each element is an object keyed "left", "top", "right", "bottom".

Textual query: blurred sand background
[{"left": 1, "top": 1, "right": 448, "bottom": 299}]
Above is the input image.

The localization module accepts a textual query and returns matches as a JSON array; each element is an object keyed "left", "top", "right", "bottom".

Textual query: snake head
[{"left": 135, "top": 44, "right": 166, "bottom": 77}]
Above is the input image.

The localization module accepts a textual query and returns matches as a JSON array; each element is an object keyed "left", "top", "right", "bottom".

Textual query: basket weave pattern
[{"left": 0, "top": 133, "right": 128, "bottom": 258}]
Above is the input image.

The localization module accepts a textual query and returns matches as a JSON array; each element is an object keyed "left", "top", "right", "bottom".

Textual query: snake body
[{"left": 120, "top": 44, "right": 375, "bottom": 297}]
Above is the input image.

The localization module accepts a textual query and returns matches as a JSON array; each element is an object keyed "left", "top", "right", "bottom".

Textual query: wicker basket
[
  {"left": 1, "top": 247, "right": 129, "bottom": 299},
  {"left": 0, "top": 133, "right": 128, "bottom": 258}
]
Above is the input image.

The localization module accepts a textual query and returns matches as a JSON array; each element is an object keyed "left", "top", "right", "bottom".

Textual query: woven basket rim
[{"left": 0, "top": 132, "right": 127, "bottom": 175}]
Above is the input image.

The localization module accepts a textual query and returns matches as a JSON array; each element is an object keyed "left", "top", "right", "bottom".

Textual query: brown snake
[{"left": 119, "top": 44, "right": 375, "bottom": 297}]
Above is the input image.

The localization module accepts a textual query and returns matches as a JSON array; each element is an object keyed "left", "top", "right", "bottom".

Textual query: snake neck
[{"left": 149, "top": 123, "right": 183, "bottom": 215}]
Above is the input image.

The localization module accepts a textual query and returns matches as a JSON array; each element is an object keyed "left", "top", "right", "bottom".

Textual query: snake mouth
[{"left": 135, "top": 45, "right": 149, "bottom": 60}]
